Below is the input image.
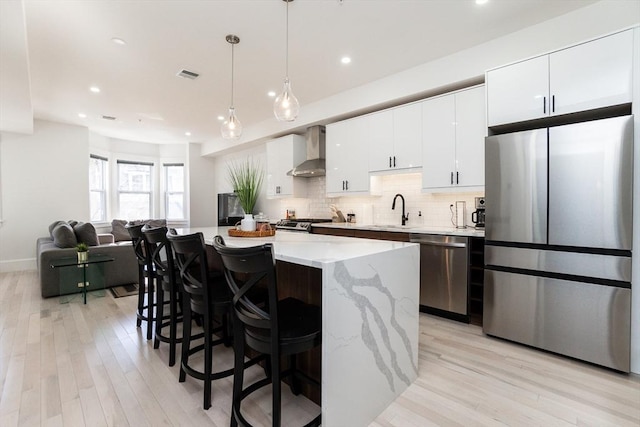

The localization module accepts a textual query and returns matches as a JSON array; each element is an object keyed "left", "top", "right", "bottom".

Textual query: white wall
[
  {"left": 188, "top": 143, "right": 217, "bottom": 227},
  {"left": 0, "top": 120, "right": 89, "bottom": 271}
]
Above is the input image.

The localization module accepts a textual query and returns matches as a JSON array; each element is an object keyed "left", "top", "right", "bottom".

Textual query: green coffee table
[{"left": 50, "top": 254, "right": 115, "bottom": 304}]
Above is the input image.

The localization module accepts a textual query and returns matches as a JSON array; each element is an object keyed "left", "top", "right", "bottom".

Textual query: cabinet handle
[
  {"left": 543, "top": 96, "right": 546, "bottom": 114},
  {"left": 456, "top": 171, "right": 459, "bottom": 184},
  {"left": 450, "top": 172, "right": 454, "bottom": 185},
  {"left": 346, "top": 180, "right": 349, "bottom": 191},
  {"left": 393, "top": 156, "right": 396, "bottom": 167},
  {"left": 342, "top": 180, "right": 345, "bottom": 191},
  {"left": 389, "top": 156, "right": 392, "bottom": 168},
  {"left": 552, "top": 95, "right": 555, "bottom": 113},
  {"left": 276, "top": 186, "right": 280, "bottom": 194}
]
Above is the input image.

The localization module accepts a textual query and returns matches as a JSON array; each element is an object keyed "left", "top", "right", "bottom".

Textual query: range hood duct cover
[{"left": 287, "top": 125, "right": 326, "bottom": 177}]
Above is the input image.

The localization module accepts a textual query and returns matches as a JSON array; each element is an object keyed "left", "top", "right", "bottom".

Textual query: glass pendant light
[
  {"left": 274, "top": 0, "right": 300, "bottom": 122},
  {"left": 221, "top": 34, "right": 242, "bottom": 139}
]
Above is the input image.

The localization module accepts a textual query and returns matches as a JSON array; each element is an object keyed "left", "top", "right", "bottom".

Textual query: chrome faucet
[{"left": 392, "top": 193, "right": 409, "bottom": 226}]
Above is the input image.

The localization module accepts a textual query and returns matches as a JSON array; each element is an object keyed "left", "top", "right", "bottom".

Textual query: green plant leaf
[{"left": 227, "top": 158, "right": 263, "bottom": 215}]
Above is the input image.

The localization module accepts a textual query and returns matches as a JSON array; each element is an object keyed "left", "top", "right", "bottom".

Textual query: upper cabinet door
[
  {"left": 367, "top": 110, "right": 394, "bottom": 172},
  {"left": 486, "top": 55, "right": 549, "bottom": 126},
  {"left": 393, "top": 103, "right": 422, "bottom": 170},
  {"left": 422, "top": 94, "right": 456, "bottom": 189},
  {"left": 550, "top": 30, "right": 633, "bottom": 116},
  {"left": 455, "top": 86, "right": 486, "bottom": 188},
  {"left": 346, "top": 116, "right": 371, "bottom": 193},
  {"left": 326, "top": 121, "right": 349, "bottom": 194}
]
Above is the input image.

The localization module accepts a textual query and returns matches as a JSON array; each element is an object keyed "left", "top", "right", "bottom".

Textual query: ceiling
[{"left": 2, "top": 0, "right": 600, "bottom": 145}]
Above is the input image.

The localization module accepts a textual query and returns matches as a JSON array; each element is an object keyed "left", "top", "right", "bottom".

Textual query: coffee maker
[{"left": 471, "top": 197, "right": 486, "bottom": 228}]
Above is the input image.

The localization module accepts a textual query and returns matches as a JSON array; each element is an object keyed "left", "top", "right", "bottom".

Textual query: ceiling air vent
[
  {"left": 177, "top": 69, "right": 200, "bottom": 79},
  {"left": 102, "top": 115, "right": 116, "bottom": 121}
]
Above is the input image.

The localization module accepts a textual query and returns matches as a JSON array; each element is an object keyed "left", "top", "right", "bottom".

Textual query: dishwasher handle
[{"left": 410, "top": 236, "right": 468, "bottom": 248}]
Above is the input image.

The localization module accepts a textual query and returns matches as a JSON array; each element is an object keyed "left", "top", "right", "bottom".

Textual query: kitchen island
[{"left": 177, "top": 227, "right": 420, "bottom": 427}]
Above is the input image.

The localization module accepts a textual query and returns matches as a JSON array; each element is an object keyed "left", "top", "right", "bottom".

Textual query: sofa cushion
[
  {"left": 48, "top": 220, "right": 67, "bottom": 238},
  {"left": 111, "top": 219, "right": 130, "bottom": 242},
  {"left": 73, "top": 222, "right": 99, "bottom": 246},
  {"left": 51, "top": 223, "right": 78, "bottom": 248}
]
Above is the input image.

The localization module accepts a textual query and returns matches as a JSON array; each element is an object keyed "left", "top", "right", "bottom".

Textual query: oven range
[{"left": 275, "top": 218, "right": 333, "bottom": 232}]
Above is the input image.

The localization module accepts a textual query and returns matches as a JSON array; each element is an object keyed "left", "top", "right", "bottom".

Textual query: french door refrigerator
[{"left": 484, "top": 115, "right": 633, "bottom": 372}]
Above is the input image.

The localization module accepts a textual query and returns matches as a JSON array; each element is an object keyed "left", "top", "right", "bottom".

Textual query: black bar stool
[
  {"left": 213, "top": 235, "right": 322, "bottom": 427},
  {"left": 166, "top": 231, "right": 236, "bottom": 410},
  {"left": 126, "top": 223, "right": 156, "bottom": 341},
  {"left": 142, "top": 225, "right": 183, "bottom": 366}
]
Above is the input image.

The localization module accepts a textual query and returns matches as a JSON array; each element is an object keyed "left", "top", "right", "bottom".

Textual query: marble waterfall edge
[{"left": 321, "top": 244, "right": 419, "bottom": 426}]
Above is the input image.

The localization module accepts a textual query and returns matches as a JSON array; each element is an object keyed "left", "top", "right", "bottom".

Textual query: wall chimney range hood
[{"left": 287, "top": 125, "right": 326, "bottom": 177}]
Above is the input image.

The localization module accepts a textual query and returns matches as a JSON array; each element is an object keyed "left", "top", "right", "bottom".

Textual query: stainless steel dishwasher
[{"left": 409, "top": 234, "right": 469, "bottom": 321}]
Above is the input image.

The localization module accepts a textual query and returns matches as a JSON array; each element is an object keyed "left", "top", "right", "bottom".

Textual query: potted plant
[
  {"left": 227, "top": 158, "right": 263, "bottom": 231},
  {"left": 76, "top": 242, "right": 89, "bottom": 263}
]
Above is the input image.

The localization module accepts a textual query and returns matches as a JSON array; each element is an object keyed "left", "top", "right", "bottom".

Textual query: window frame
[
  {"left": 163, "top": 162, "right": 185, "bottom": 220},
  {"left": 116, "top": 160, "right": 154, "bottom": 219},
  {"left": 89, "top": 154, "right": 108, "bottom": 222}
]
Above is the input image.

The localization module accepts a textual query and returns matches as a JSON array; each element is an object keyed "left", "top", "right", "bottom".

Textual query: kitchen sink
[{"left": 367, "top": 224, "right": 415, "bottom": 230}]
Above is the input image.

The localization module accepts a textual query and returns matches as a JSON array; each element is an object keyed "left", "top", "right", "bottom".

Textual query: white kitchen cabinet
[
  {"left": 422, "top": 85, "right": 485, "bottom": 191},
  {"left": 265, "top": 134, "right": 307, "bottom": 198},
  {"left": 368, "top": 103, "right": 422, "bottom": 172},
  {"left": 326, "top": 119, "right": 371, "bottom": 196},
  {"left": 487, "top": 29, "right": 633, "bottom": 126}
]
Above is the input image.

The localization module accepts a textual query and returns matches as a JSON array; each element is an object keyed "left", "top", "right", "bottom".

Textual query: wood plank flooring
[{"left": 1, "top": 270, "right": 639, "bottom": 426}]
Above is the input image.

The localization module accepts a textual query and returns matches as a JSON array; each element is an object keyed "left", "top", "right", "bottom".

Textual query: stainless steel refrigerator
[{"left": 483, "top": 115, "right": 633, "bottom": 372}]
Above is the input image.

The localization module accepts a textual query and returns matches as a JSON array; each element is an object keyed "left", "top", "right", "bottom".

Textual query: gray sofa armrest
[{"left": 98, "top": 233, "right": 115, "bottom": 245}]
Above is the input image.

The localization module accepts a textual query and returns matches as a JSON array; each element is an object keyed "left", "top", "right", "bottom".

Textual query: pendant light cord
[
  {"left": 285, "top": 0, "right": 289, "bottom": 79},
  {"left": 230, "top": 42, "right": 235, "bottom": 108}
]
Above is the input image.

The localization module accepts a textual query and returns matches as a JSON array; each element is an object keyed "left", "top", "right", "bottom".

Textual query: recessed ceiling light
[
  {"left": 90, "top": 86, "right": 100, "bottom": 93},
  {"left": 267, "top": 91, "right": 276, "bottom": 97},
  {"left": 78, "top": 113, "right": 87, "bottom": 118},
  {"left": 185, "top": 131, "right": 191, "bottom": 136},
  {"left": 475, "top": 0, "right": 489, "bottom": 5},
  {"left": 341, "top": 56, "right": 352, "bottom": 64},
  {"left": 217, "top": 115, "right": 225, "bottom": 121},
  {"left": 111, "top": 37, "right": 126, "bottom": 45}
]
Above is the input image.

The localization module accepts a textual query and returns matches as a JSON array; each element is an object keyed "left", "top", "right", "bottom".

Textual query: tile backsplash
[{"left": 269, "top": 173, "right": 483, "bottom": 228}]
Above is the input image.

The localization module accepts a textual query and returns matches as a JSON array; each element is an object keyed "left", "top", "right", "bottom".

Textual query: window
[
  {"left": 117, "top": 160, "right": 153, "bottom": 219},
  {"left": 89, "top": 155, "right": 108, "bottom": 222},
  {"left": 164, "top": 163, "right": 185, "bottom": 220}
]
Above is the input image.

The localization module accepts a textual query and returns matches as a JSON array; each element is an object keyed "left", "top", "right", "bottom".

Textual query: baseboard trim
[{"left": 0, "top": 258, "right": 36, "bottom": 273}]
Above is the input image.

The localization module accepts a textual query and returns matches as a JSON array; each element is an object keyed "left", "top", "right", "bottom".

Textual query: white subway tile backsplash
[{"left": 271, "top": 173, "right": 483, "bottom": 227}]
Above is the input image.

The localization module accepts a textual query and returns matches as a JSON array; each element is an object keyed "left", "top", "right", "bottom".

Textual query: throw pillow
[
  {"left": 73, "top": 222, "right": 99, "bottom": 246},
  {"left": 48, "top": 220, "right": 67, "bottom": 238},
  {"left": 52, "top": 223, "right": 78, "bottom": 248},
  {"left": 111, "top": 219, "right": 130, "bottom": 242}
]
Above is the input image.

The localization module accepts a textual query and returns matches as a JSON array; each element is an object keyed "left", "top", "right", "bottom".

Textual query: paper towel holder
[{"left": 455, "top": 201, "right": 467, "bottom": 229}]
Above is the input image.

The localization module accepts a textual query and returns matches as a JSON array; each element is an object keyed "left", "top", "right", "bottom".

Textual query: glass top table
[{"left": 50, "top": 253, "right": 115, "bottom": 304}]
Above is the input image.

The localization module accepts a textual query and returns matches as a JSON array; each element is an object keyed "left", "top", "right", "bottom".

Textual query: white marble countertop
[
  {"left": 176, "top": 226, "right": 417, "bottom": 269},
  {"left": 311, "top": 222, "right": 485, "bottom": 237}
]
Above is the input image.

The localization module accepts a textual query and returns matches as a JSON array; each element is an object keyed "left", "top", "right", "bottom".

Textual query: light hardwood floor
[{"left": 0, "top": 270, "right": 638, "bottom": 426}]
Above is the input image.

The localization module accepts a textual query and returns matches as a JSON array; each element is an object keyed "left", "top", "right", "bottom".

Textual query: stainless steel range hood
[{"left": 287, "top": 126, "right": 326, "bottom": 177}]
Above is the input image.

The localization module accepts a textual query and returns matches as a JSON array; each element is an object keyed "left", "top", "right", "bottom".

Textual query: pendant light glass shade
[
  {"left": 221, "top": 107, "right": 242, "bottom": 139},
  {"left": 273, "top": 78, "right": 299, "bottom": 122},
  {"left": 221, "top": 34, "right": 242, "bottom": 140},
  {"left": 274, "top": 0, "right": 299, "bottom": 122}
]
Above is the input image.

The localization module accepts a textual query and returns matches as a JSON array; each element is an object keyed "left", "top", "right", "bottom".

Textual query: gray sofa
[{"left": 37, "top": 220, "right": 140, "bottom": 298}]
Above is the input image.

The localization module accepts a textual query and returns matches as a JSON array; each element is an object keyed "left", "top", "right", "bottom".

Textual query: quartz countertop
[
  {"left": 310, "top": 222, "right": 485, "bottom": 237},
  {"left": 176, "top": 226, "right": 417, "bottom": 269}
]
